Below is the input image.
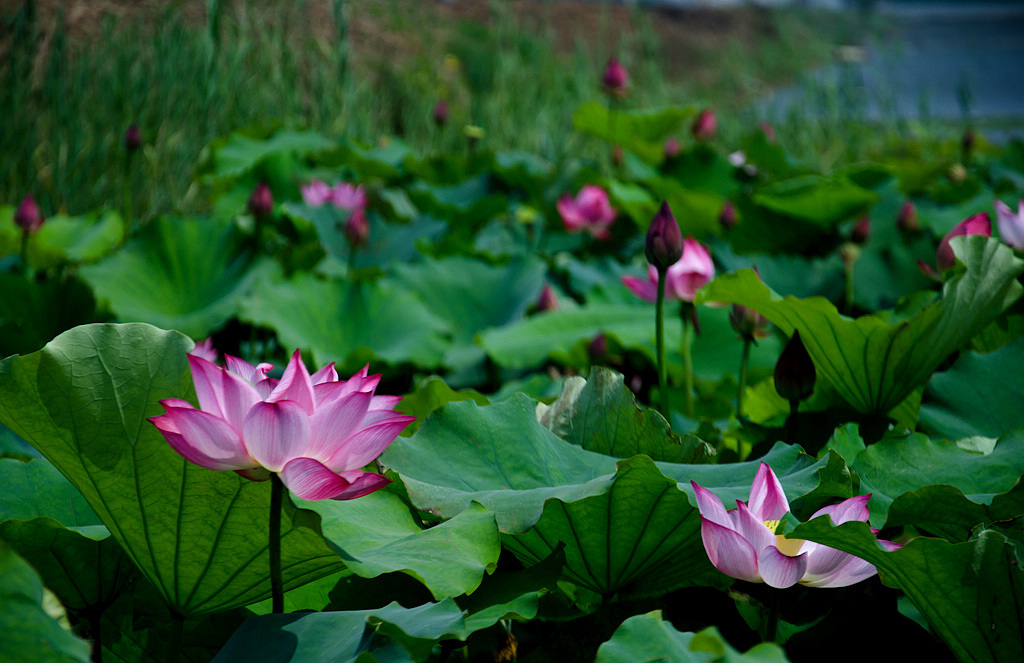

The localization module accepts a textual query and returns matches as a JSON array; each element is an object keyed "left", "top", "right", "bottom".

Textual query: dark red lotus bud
[
  {"left": 645, "top": 201, "right": 684, "bottom": 272},
  {"left": 760, "top": 121, "right": 777, "bottom": 143},
  {"left": 774, "top": 329, "right": 816, "bottom": 403},
  {"left": 851, "top": 215, "right": 871, "bottom": 245},
  {"left": 719, "top": 200, "right": 737, "bottom": 230},
  {"left": 343, "top": 209, "right": 369, "bottom": 248},
  {"left": 124, "top": 124, "right": 141, "bottom": 153},
  {"left": 664, "top": 136, "right": 681, "bottom": 160},
  {"left": 601, "top": 58, "right": 629, "bottom": 97},
  {"left": 896, "top": 200, "right": 920, "bottom": 233},
  {"left": 961, "top": 128, "right": 975, "bottom": 159},
  {"left": 729, "top": 270, "right": 769, "bottom": 340},
  {"left": 535, "top": 284, "right": 558, "bottom": 313},
  {"left": 432, "top": 100, "right": 449, "bottom": 127},
  {"left": 691, "top": 108, "right": 717, "bottom": 141},
  {"left": 14, "top": 194, "right": 44, "bottom": 234},
  {"left": 247, "top": 181, "right": 274, "bottom": 218}
]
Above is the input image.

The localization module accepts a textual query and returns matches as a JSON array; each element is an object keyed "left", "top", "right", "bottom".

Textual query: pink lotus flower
[
  {"left": 189, "top": 338, "right": 219, "bottom": 363},
  {"left": 301, "top": 180, "right": 368, "bottom": 213},
  {"left": 917, "top": 212, "right": 991, "bottom": 279},
  {"left": 692, "top": 463, "right": 897, "bottom": 588},
  {"left": 557, "top": 185, "right": 617, "bottom": 239},
  {"left": 622, "top": 237, "right": 715, "bottom": 302},
  {"left": 149, "top": 350, "right": 413, "bottom": 501},
  {"left": 995, "top": 199, "right": 1024, "bottom": 249}
]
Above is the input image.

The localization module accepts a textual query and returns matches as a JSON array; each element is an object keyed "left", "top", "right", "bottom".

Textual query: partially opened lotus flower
[
  {"left": 150, "top": 350, "right": 413, "bottom": 501},
  {"left": 557, "top": 185, "right": 617, "bottom": 239},
  {"left": 917, "top": 212, "right": 991, "bottom": 279},
  {"left": 692, "top": 463, "right": 897, "bottom": 588},
  {"left": 622, "top": 237, "right": 715, "bottom": 303}
]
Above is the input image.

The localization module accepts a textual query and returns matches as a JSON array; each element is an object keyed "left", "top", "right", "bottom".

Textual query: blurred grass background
[{"left": 1, "top": 0, "right": 887, "bottom": 218}]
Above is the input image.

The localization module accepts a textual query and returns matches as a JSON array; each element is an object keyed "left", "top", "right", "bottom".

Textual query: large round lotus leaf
[
  {"left": 381, "top": 394, "right": 824, "bottom": 597},
  {"left": 0, "top": 324, "right": 343, "bottom": 616}
]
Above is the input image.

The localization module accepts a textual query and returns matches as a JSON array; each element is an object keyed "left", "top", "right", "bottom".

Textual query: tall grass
[{"left": 2, "top": 1, "right": 884, "bottom": 219}]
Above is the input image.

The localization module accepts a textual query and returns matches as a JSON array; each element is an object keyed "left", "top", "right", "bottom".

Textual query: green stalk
[
  {"left": 681, "top": 313, "right": 694, "bottom": 419},
  {"left": 121, "top": 155, "right": 132, "bottom": 245},
  {"left": 655, "top": 267, "right": 668, "bottom": 419},
  {"left": 19, "top": 231, "right": 29, "bottom": 273},
  {"left": 269, "top": 473, "right": 284, "bottom": 614},
  {"left": 763, "top": 591, "right": 780, "bottom": 643},
  {"left": 737, "top": 337, "right": 752, "bottom": 418},
  {"left": 843, "top": 262, "right": 855, "bottom": 316}
]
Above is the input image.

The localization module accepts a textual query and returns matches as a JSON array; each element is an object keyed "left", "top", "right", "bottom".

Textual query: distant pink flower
[
  {"left": 917, "top": 212, "right": 991, "bottom": 279},
  {"left": 692, "top": 108, "right": 717, "bottom": 141},
  {"left": 535, "top": 284, "right": 559, "bottom": 313},
  {"left": 557, "top": 185, "right": 617, "bottom": 239},
  {"left": 602, "top": 58, "right": 629, "bottom": 97},
  {"left": 664, "top": 137, "right": 681, "bottom": 160},
  {"left": 622, "top": 237, "right": 715, "bottom": 302},
  {"left": 149, "top": 350, "right": 413, "bottom": 501},
  {"left": 14, "top": 195, "right": 44, "bottom": 234},
  {"left": 692, "top": 463, "right": 898, "bottom": 588},
  {"left": 995, "top": 199, "right": 1024, "bottom": 249},
  {"left": 248, "top": 181, "right": 274, "bottom": 218},
  {"left": 331, "top": 182, "right": 367, "bottom": 212},
  {"left": 301, "top": 180, "right": 334, "bottom": 207},
  {"left": 433, "top": 100, "right": 449, "bottom": 127},
  {"left": 190, "top": 338, "right": 219, "bottom": 363}
]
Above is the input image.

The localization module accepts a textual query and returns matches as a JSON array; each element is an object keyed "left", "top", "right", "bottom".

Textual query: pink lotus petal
[
  {"left": 699, "top": 517, "right": 762, "bottom": 583},
  {"left": 301, "top": 180, "right": 333, "bottom": 207},
  {"left": 690, "top": 481, "right": 731, "bottom": 528},
  {"left": 236, "top": 467, "right": 271, "bottom": 481},
  {"left": 995, "top": 199, "right": 1024, "bottom": 249},
  {"left": 188, "top": 354, "right": 261, "bottom": 431},
  {"left": 731, "top": 500, "right": 776, "bottom": 556},
  {"left": 622, "top": 274, "right": 658, "bottom": 302},
  {"left": 306, "top": 392, "right": 374, "bottom": 462},
  {"left": 331, "top": 183, "right": 367, "bottom": 211},
  {"left": 758, "top": 545, "right": 808, "bottom": 589},
  {"left": 280, "top": 458, "right": 390, "bottom": 501},
  {"left": 267, "top": 350, "right": 316, "bottom": 415},
  {"left": 801, "top": 552, "right": 878, "bottom": 588},
  {"left": 242, "top": 401, "right": 311, "bottom": 473},
  {"left": 323, "top": 416, "right": 415, "bottom": 473},
  {"left": 810, "top": 494, "right": 871, "bottom": 525},
  {"left": 311, "top": 362, "right": 339, "bottom": 385},
  {"left": 747, "top": 463, "right": 790, "bottom": 521},
  {"left": 801, "top": 540, "right": 858, "bottom": 580},
  {"left": 149, "top": 407, "right": 255, "bottom": 471},
  {"left": 557, "top": 195, "right": 586, "bottom": 233}
]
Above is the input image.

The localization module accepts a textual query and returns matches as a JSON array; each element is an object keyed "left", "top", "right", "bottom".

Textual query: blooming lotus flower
[
  {"left": 149, "top": 350, "right": 413, "bottom": 501},
  {"left": 557, "top": 185, "right": 617, "bottom": 239},
  {"left": 622, "top": 237, "right": 715, "bottom": 302},
  {"left": 190, "top": 338, "right": 219, "bottom": 363},
  {"left": 332, "top": 182, "right": 367, "bottom": 212},
  {"left": 995, "top": 199, "right": 1024, "bottom": 249},
  {"left": 301, "top": 180, "right": 334, "bottom": 207},
  {"left": 692, "top": 463, "right": 897, "bottom": 588},
  {"left": 917, "top": 212, "right": 991, "bottom": 279}
]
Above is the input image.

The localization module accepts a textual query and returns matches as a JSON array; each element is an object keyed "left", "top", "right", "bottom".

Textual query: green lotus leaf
[
  {"left": 595, "top": 613, "right": 789, "bottom": 663},
  {"left": 296, "top": 495, "right": 500, "bottom": 600},
  {"left": 206, "top": 129, "right": 333, "bottom": 182},
  {"left": 753, "top": 174, "right": 879, "bottom": 227},
  {"left": 80, "top": 216, "right": 273, "bottom": 339},
  {"left": 0, "top": 541, "right": 92, "bottom": 663},
  {"left": 0, "top": 273, "right": 107, "bottom": 359},
  {"left": 918, "top": 336, "right": 1024, "bottom": 440},
  {"left": 0, "top": 323, "right": 344, "bottom": 616},
  {"left": 241, "top": 272, "right": 449, "bottom": 371},
  {"left": 573, "top": 102, "right": 694, "bottom": 162},
  {"left": 697, "top": 236, "right": 1024, "bottom": 413},
  {"left": 788, "top": 521, "right": 1023, "bottom": 663}
]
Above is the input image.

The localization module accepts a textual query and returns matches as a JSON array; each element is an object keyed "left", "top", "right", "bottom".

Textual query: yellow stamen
[{"left": 763, "top": 520, "right": 805, "bottom": 557}]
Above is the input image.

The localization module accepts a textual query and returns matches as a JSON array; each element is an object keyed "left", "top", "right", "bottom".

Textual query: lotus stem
[
  {"left": 269, "top": 473, "right": 284, "bottom": 614},
  {"left": 19, "top": 231, "right": 29, "bottom": 273},
  {"left": 843, "top": 262, "right": 855, "bottom": 316},
  {"left": 121, "top": 158, "right": 132, "bottom": 246},
  {"left": 655, "top": 266, "right": 668, "bottom": 418},
  {"left": 737, "top": 337, "right": 752, "bottom": 418},
  {"left": 764, "top": 591, "right": 780, "bottom": 643},
  {"left": 165, "top": 612, "right": 183, "bottom": 663},
  {"left": 681, "top": 312, "right": 695, "bottom": 419}
]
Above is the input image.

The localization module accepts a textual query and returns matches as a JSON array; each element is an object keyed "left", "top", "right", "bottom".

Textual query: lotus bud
[
  {"left": 645, "top": 202, "right": 684, "bottom": 272},
  {"left": 691, "top": 108, "right": 717, "bottom": 141},
  {"left": 14, "top": 194, "right": 44, "bottom": 234},
  {"left": 839, "top": 242, "right": 862, "bottom": 269},
  {"left": 247, "top": 181, "right": 274, "bottom": 218},
  {"left": 612, "top": 145, "right": 624, "bottom": 169},
  {"left": 432, "top": 100, "right": 449, "bottom": 127},
  {"left": 948, "top": 163, "right": 967, "bottom": 184},
  {"left": 588, "top": 332, "right": 608, "bottom": 361},
  {"left": 729, "top": 270, "right": 769, "bottom": 341},
  {"left": 896, "top": 200, "right": 920, "bottom": 233},
  {"left": 601, "top": 57, "right": 629, "bottom": 98},
  {"left": 936, "top": 212, "right": 990, "bottom": 272},
  {"left": 535, "top": 284, "right": 558, "bottom": 313},
  {"left": 774, "top": 329, "right": 816, "bottom": 403},
  {"left": 760, "top": 121, "right": 777, "bottom": 143},
  {"left": 719, "top": 200, "right": 738, "bottom": 230},
  {"left": 664, "top": 136, "right": 681, "bottom": 160},
  {"left": 961, "top": 128, "right": 975, "bottom": 159},
  {"left": 344, "top": 209, "right": 369, "bottom": 248},
  {"left": 124, "top": 123, "right": 141, "bottom": 153},
  {"left": 851, "top": 215, "right": 871, "bottom": 245}
]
